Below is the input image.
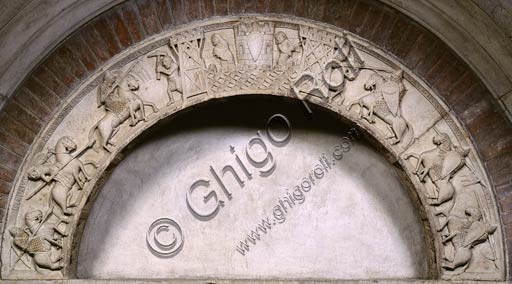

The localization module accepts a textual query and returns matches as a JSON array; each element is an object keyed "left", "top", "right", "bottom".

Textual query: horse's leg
[
  {"left": 143, "top": 101, "right": 159, "bottom": 114},
  {"left": 138, "top": 100, "right": 148, "bottom": 121},
  {"left": 97, "top": 120, "right": 114, "bottom": 151},
  {"left": 51, "top": 183, "right": 72, "bottom": 216},
  {"left": 391, "top": 117, "right": 407, "bottom": 144}
]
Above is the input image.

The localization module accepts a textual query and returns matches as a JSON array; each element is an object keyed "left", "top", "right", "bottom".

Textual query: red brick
[
  {"left": 423, "top": 50, "right": 452, "bottom": 84},
  {"left": 109, "top": 9, "right": 133, "bottom": 48},
  {"left": 0, "top": 192, "right": 8, "bottom": 209},
  {"left": 0, "top": 179, "right": 11, "bottom": 195},
  {"left": 433, "top": 58, "right": 467, "bottom": 94},
  {"left": 2, "top": 100, "right": 43, "bottom": 133},
  {"left": 184, "top": 0, "right": 202, "bottom": 20},
  {"left": 136, "top": 0, "right": 163, "bottom": 35},
  {"left": 12, "top": 88, "right": 51, "bottom": 121},
  {"left": 369, "top": 7, "right": 397, "bottom": 47},
  {"left": 93, "top": 17, "right": 122, "bottom": 57},
  {"left": 120, "top": 2, "right": 146, "bottom": 42},
  {"left": 384, "top": 15, "right": 410, "bottom": 56},
  {"left": 31, "top": 66, "right": 69, "bottom": 100},
  {"left": 0, "top": 164, "right": 16, "bottom": 183},
  {"left": 155, "top": 0, "right": 175, "bottom": 28},
  {"left": 64, "top": 34, "right": 101, "bottom": 72},
  {"left": 403, "top": 31, "right": 437, "bottom": 69},
  {"left": 392, "top": 22, "right": 424, "bottom": 60},
  {"left": 304, "top": 0, "right": 326, "bottom": 21},
  {"left": 0, "top": 128, "right": 29, "bottom": 157},
  {"left": 413, "top": 40, "right": 446, "bottom": 78},
  {"left": 487, "top": 152, "right": 512, "bottom": 187},
  {"left": 44, "top": 52, "right": 79, "bottom": 88},
  {"left": 467, "top": 111, "right": 512, "bottom": 161},
  {"left": 55, "top": 44, "right": 89, "bottom": 83},
  {"left": 347, "top": 0, "right": 370, "bottom": 34},
  {"left": 322, "top": 0, "right": 347, "bottom": 28},
  {"left": 268, "top": 0, "right": 285, "bottom": 14},
  {"left": 0, "top": 145, "right": 22, "bottom": 171},
  {"left": 294, "top": 0, "right": 306, "bottom": 17},
  {"left": 357, "top": 2, "right": 384, "bottom": 40},
  {"left": 76, "top": 25, "right": 111, "bottom": 66},
  {"left": 245, "top": 0, "right": 266, "bottom": 13},
  {"left": 170, "top": 0, "right": 188, "bottom": 25},
  {"left": 229, "top": 0, "right": 245, "bottom": 14},
  {"left": 23, "top": 78, "right": 61, "bottom": 113},
  {"left": 440, "top": 71, "right": 479, "bottom": 106},
  {"left": 0, "top": 113, "right": 36, "bottom": 145},
  {"left": 202, "top": 0, "right": 215, "bottom": 18}
]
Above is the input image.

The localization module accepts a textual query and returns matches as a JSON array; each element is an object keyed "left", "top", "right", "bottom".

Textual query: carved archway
[{"left": 0, "top": 16, "right": 505, "bottom": 281}]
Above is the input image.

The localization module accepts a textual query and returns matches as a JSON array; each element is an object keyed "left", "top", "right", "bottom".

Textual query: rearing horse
[{"left": 346, "top": 70, "right": 414, "bottom": 147}]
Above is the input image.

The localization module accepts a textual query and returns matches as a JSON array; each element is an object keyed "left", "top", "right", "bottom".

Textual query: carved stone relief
[{"left": 0, "top": 17, "right": 504, "bottom": 281}]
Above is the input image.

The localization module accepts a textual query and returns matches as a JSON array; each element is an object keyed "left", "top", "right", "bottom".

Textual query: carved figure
[
  {"left": 9, "top": 210, "right": 67, "bottom": 272},
  {"left": 148, "top": 52, "right": 183, "bottom": 106},
  {"left": 437, "top": 207, "right": 497, "bottom": 272},
  {"left": 404, "top": 133, "right": 470, "bottom": 207},
  {"left": 89, "top": 68, "right": 158, "bottom": 152},
  {"left": 211, "top": 33, "right": 235, "bottom": 68},
  {"left": 274, "top": 31, "right": 302, "bottom": 68},
  {"left": 26, "top": 136, "right": 96, "bottom": 218},
  {"left": 346, "top": 70, "right": 414, "bottom": 146}
]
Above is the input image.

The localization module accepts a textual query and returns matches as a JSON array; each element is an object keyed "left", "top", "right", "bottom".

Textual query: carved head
[
  {"left": 25, "top": 210, "right": 43, "bottom": 227},
  {"left": 27, "top": 166, "right": 41, "bottom": 180},
  {"left": 432, "top": 133, "right": 451, "bottom": 147},
  {"left": 126, "top": 76, "right": 140, "bottom": 91},
  {"left": 162, "top": 56, "right": 173, "bottom": 68},
  {"left": 465, "top": 207, "right": 482, "bottom": 222},
  {"left": 104, "top": 70, "right": 120, "bottom": 86},
  {"left": 58, "top": 136, "right": 77, "bottom": 153},
  {"left": 211, "top": 33, "right": 221, "bottom": 46},
  {"left": 274, "top": 31, "right": 288, "bottom": 44},
  {"left": 364, "top": 73, "right": 380, "bottom": 91}
]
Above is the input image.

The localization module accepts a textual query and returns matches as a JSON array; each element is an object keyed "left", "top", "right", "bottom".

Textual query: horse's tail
[
  {"left": 82, "top": 121, "right": 100, "bottom": 153},
  {"left": 402, "top": 120, "right": 416, "bottom": 148}
]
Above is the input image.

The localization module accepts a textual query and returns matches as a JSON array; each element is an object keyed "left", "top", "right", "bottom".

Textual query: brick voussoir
[{"left": 135, "top": 0, "right": 164, "bottom": 36}]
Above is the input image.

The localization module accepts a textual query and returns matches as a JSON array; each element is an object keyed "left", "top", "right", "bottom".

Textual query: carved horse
[
  {"left": 26, "top": 136, "right": 96, "bottom": 218},
  {"left": 88, "top": 75, "right": 158, "bottom": 152},
  {"left": 346, "top": 71, "right": 414, "bottom": 146},
  {"left": 404, "top": 133, "right": 469, "bottom": 209}
]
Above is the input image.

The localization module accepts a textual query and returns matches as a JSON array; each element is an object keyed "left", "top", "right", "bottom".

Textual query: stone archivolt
[{"left": 0, "top": 17, "right": 505, "bottom": 281}]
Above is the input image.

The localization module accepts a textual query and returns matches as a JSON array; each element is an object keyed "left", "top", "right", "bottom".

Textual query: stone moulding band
[{"left": 0, "top": 16, "right": 505, "bottom": 281}]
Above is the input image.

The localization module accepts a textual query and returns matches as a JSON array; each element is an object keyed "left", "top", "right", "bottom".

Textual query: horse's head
[
  {"left": 57, "top": 136, "right": 77, "bottom": 153},
  {"left": 364, "top": 72, "right": 380, "bottom": 91},
  {"left": 125, "top": 75, "right": 140, "bottom": 91}
]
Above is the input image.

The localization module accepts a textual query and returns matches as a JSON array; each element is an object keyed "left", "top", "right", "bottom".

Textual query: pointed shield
[
  {"left": 247, "top": 32, "right": 264, "bottom": 62},
  {"left": 381, "top": 81, "right": 400, "bottom": 116}
]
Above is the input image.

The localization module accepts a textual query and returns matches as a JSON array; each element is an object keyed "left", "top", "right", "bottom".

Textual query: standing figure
[
  {"left": 274, "top": 31, "right": 302, "bottom": 68},
  {"left": 211, "top": 33, "right": 235, "bottom": 69},
  {"left": 149, "top": 52, "right": 183, "bottom": 106},
  {"left": 9, "top": 210, "right": 67, "bottom": 272}
]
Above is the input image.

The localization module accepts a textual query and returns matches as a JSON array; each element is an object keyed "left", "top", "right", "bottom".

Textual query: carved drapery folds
[{"left": 0, "top": 17, "right": 504, "bottom": 281}]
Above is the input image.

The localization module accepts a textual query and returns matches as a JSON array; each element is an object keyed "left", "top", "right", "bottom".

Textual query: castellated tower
[{"left": 234, "top": 20, "right": 274, "bottom": 69}]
